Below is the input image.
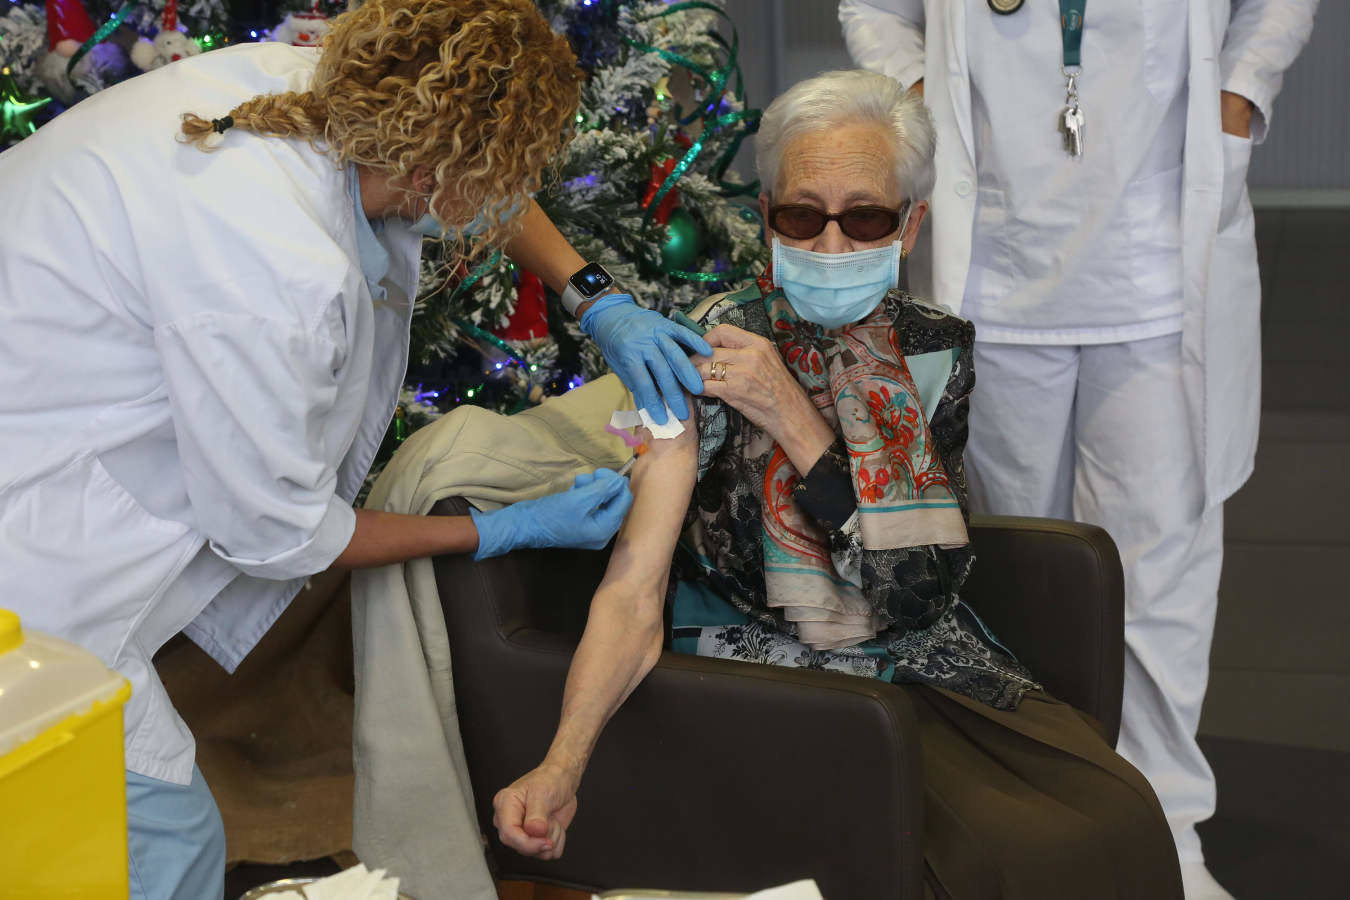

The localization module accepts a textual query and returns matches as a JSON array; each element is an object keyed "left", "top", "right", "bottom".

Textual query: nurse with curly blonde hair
[{"left": 0, "top": 2, "right": 708, "bottom": 897}]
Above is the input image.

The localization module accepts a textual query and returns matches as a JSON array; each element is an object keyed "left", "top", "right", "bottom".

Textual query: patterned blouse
[{"left": 668, "top": 283, "right": 1041, "bottom": 710}]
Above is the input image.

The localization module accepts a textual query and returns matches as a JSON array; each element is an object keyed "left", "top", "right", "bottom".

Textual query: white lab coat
[
  {"left": 840, "top": 0, "right": 1318, "bottom": 509},
  {"left": 0, "top": 43, "right": 422, "bottom": 783}
]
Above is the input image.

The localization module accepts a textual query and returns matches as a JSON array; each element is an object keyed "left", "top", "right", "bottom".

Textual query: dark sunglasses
[{"left": 768, "top": 201, "right": 910, "bottom": 242}]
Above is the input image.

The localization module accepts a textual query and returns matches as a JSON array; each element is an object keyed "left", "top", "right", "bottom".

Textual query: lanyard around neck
[{"left": 1059, "top": 0, "right": 1087, "bottom": 68}]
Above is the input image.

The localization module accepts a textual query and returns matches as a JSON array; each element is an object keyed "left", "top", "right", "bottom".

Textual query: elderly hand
[
  {"left": 696, "top": 324, "right": 836, "bottom": 473},
  {"left": 492, "top": 762, "right": 579, "bottom": 860},
  {"left": 580, "top": 294, "right": 713, "bottom": 424}
]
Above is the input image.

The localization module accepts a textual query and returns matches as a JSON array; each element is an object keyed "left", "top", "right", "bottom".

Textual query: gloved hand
[
  {"left": 469, "top": 469, "right": 633, "bottom": 561},
  {"left": 579, "top": 293, "right": 713, "bottom": 424}
]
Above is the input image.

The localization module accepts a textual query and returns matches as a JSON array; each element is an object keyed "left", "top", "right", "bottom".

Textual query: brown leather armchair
[{"left": 431, "top": 499, "right": 1124, "bottom": 898}]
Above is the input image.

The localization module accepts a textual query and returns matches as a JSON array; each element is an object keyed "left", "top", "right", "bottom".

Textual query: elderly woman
[{"left": 491, "top": 70, "right": 1183, "bottom": 898}]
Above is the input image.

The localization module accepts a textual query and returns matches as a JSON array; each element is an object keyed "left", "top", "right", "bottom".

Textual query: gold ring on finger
[{"left": 710, "top": 360, "right": 729, "bottom": 381}]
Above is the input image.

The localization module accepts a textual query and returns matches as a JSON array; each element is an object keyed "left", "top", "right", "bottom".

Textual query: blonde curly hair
[{"left": 182, "top": 0, "right": 582, "bottom": 263}]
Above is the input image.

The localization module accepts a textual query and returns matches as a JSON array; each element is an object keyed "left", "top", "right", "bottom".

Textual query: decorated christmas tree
[
  {"left": 0, "top": 0, "right": 234, "bottom": 123},
  {"left": 402, "top": 0, "right": 766, "bottom": 430},
  {"left": 1, "top": 0, "right": 767, "bottom": 469},
  {"left": 0, "top": 1, "right": 337, "bottom": 122}
]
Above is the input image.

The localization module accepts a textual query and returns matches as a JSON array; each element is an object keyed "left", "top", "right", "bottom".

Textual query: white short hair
[{"left": 755, "top": 69, "right": 936, "bottom": 203}]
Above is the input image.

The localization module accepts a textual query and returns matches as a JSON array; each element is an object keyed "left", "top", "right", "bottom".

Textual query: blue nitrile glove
[
  {"left": 579, "top": 293, "right": 713, "bottom": 425},
  {"left": 469, "top": 469, "right": 634, "bottom": 561}
]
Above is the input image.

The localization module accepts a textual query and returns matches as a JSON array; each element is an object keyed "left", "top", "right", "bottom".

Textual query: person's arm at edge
[
  {"left": 1219, "top": 0, "right": 1317, "bottom": 141},
  {"left": 331, "top": 509, "right": 480, "bottom": 569},
  {"left": 839, "top": 0, "right": 927, "bottom": 91},
  {"left": 503, "top": 198, "right": 613, "bottom": 319},
  {"left": 492, "top": 409, "right": 698, "bottom": 859}
]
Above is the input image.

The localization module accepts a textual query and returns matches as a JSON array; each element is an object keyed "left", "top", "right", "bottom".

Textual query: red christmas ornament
[
  {"left": 46, "top": 0, "right": 97, "bottom": 54},
  {"left": 641, "top": 158, "right": 680, "bottom": 226},
  {"left": 495, "top": 268, "right": 550, "bottom": 342}
]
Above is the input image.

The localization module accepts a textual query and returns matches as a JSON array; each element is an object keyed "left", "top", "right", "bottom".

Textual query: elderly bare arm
[{"left": 491, "top": 411, "right": 698, "bottom": 860}]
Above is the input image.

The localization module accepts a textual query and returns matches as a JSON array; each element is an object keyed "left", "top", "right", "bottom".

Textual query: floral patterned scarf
[{"left": 758, "top": 285, "right": 969, "bottom": 649}]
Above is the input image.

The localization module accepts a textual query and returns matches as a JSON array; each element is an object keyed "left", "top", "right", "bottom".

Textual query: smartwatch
[{"left": 560, "top": 262, "right": 616, "bottom": 316}]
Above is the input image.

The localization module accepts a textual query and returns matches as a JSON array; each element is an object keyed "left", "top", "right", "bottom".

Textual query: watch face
[{"left": 569, "top": 263, "right": 614, "bottom": 298}]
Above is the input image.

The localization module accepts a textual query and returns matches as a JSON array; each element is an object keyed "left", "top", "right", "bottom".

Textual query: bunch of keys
[{"left": 1059, "top": 69, "right": 1084, "bottom": 158}]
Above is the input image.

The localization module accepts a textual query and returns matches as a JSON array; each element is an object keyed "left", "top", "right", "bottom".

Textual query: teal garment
[
  {"left": 672, "top": 578, "right": 1027, "bottom": 689},
  {"left": 349, "top": 164, "right": 391, "bottom": 302},
  {"left": 670, "top": 578, "right": 750, "bottom": 655},
  {"left": 670, "top": 578, "right": 894, "bottom": 683},
  {"left": 906, "top": 348, "right": 959, "bottom": 425}
]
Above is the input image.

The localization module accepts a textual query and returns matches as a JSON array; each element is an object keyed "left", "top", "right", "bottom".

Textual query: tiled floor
[
  {"left": 1195, "top": 207, "right": 1350, "bottom": 899},
  {"left": 1198, "top": 737, "right": 1350, "bottom": 899}
]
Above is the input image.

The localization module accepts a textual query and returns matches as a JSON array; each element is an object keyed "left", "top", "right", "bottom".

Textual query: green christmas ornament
[
  {"left": 660, "top": 207, "right": 703, "bottom": 272},
  {"left": 1, "top": 67, "right": 52, "bottom": 144}
]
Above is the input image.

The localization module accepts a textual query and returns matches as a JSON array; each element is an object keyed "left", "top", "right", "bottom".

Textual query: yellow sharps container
[{"left": 0, "top": 609, "right": 132, "bottom": 898}]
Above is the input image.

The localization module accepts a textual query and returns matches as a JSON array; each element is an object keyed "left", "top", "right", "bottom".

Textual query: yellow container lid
[{"left": 0, "top": 610, "right": 129, "bottom": 758}]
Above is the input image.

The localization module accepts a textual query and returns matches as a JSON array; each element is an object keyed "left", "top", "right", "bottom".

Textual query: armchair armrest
[
  {"left": 431, "top": 499, "right": 924, "bottom": 898},
  {"left": 963, "top": 515, "right": 1126, "bottom": 744},
  {"left": 472, "top": 640, "right": 924, "bottom": 897}
]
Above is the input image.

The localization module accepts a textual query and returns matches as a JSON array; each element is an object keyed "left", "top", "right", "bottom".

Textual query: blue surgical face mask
[
  {"left": 412, "top": 194, "right": 528, "bottom": 238},
  {"left": 772, "top": 237, "right": 904, "bottom": 329},
  {"left": 413, "top": 209, "right": 488, "bottom": 238}
]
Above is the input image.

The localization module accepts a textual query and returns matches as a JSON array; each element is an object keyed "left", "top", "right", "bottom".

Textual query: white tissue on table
[
  {"left": 300, "top": 864, "right": 400, "bottom": 900},
  {"left": 589, "top": 878, "right": 825, "bottom": 900},
  {"left": 609, "top": 405, "right": 685, "bottom": 440},
  {"left": 747, "top": 881, "right": 825, "bottom": 900}
]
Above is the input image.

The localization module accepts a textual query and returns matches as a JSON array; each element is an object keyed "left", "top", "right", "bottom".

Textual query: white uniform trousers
[{"left": 964, "top": 334, "right": 1225, "bottom": 865}]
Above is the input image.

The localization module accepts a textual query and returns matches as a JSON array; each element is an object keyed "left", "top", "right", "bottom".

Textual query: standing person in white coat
[
  {"left": 0, "top": 2, "right": 713, "bottom": 898},
  {"left": 840, "top": 1, "right": 1317, "bottom": 897}
]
